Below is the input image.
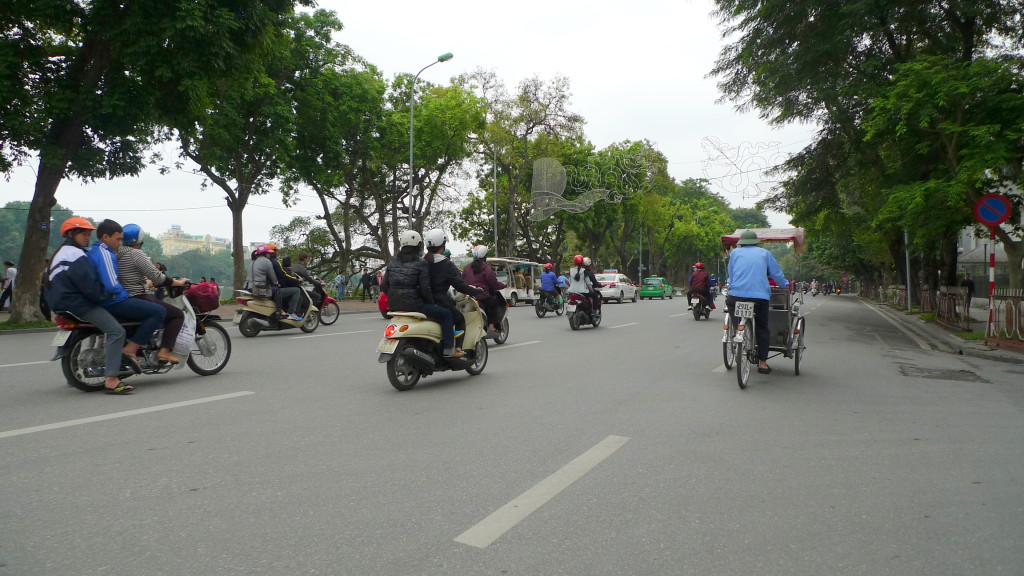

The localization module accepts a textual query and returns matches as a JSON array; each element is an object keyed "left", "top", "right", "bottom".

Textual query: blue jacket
[
  {"left": 726, "top": 246, "right": 788, "bottom": 300},
  {"left": 45, "top": 242, "right": 108, "bottom": 317},
  {"left": 87, "top": 241, "right": 130, "bottom": 306},
  {"left": 540, "top": 270, "right": 557, "bottom": 291}
]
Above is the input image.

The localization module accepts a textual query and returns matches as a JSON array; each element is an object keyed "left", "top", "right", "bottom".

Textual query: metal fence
[
  {"left": 935, "top": 285, "right": 973, "bottom": 331},
  {"left": 987, "top": 288, "right": 1024, "bottom": 342}
]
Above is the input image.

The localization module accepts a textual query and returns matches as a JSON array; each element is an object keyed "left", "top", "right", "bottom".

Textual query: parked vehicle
[
  {"left": 233, "top": 287, "right": 320, "bottom": 336},
  {"left": 639, "top": 277, "right": 673, "bottom": 300},
  {"left": 53, "top": 286, "right": 231, "bottom": 391},
  {"left": 566, "top": 292, "right": 601, "bottom": 330},
  {"left": 595, "top": 273, "right": 638, "bottom": 303},
  {"left": 377, "top": 292, "right": 489, "bottom": 391},
  {"left": 486, "top": 257, "right": 541, "bottom": 307}
]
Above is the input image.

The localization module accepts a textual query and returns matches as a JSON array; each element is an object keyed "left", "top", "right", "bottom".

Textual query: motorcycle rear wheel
[
  {"left": 568, "top": 313, "right": 580, "bottom": 330},
  {"left": 187, "top": 321, "right": 231, "bottom": 376},
  {"left": 386, "top": 344, "right": 421, "bottom": 391},
  {"left": 61, "top": 334, "right": 107, "bottom": 392},
  {"left": 238, "top": 311, "right": 261, "bottom": 338},
  {"left": 493, "top": 316, "right": 509, "bottom": 344},
  {"left": 535, "top": 301, "right": 547, "bottom": 318}
]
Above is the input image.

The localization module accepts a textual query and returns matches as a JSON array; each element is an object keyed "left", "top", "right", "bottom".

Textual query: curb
[{"left": 860, "top": 297, "right": 1024, "bottom": 365}]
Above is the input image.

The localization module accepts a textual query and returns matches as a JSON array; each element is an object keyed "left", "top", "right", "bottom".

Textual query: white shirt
[{"left": 3, "top": 266, "right": 16, "bottom": 290}]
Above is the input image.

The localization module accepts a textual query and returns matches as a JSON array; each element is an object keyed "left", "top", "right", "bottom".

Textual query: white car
[{"left": 595, "top": 273, "right": 639, "bottom": 303}]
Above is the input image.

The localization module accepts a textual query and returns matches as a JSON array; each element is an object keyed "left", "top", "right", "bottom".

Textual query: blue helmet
[{"left": 122, "top": 223, "right": 144, "bottom": 246}]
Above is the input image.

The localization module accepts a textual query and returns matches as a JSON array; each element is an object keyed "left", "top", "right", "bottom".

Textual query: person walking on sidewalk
[
  {"left": 960, "top": 272, "right": 976, "bottom": 315},
  {"left": 0, "top": 261, "right": 16, "bottom": 311},
  {"left": 359, "top": 268, "right": 373, "bottom": 301}
]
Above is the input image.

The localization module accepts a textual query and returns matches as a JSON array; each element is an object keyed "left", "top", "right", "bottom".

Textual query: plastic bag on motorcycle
[{"left": 185, "top": 283, "right": 220, "bottom": 312}]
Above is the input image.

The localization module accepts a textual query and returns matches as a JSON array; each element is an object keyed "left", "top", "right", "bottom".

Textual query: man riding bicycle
[{"left": 726, "top": 230, "right": 789, "bottom": 374}]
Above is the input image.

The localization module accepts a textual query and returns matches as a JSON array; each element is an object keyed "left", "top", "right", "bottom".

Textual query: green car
[{"left": 639, "top": 276, "right": 673, "bottom": 300}]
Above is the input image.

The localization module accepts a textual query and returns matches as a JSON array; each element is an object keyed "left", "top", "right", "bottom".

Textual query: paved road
[{"left": 2, "top": 295, "right": 1023, "bottom": 575}]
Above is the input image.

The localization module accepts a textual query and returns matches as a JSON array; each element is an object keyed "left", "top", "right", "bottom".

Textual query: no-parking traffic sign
[{"left": 974, "top": 194, "right": 1012, "bottom": 226}]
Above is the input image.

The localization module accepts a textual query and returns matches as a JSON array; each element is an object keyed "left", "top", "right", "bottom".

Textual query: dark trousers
[
  {"left": 726, "top": 295, "right": 770, "bottom": 362},
  {"left": 420, "top": 302, "right": 454, "bottom": 350},
  {"left": 135, "top": 294, "right": 184, "bottom": 351},
  {"left": 105, "top": 297, "right": 166, "bottom": 348},
  {"left": 361, "top": 283, "right": 372, "bottom": 301},
  {"left": 0, "top": 287, "right": 11, "bottom": 310}
]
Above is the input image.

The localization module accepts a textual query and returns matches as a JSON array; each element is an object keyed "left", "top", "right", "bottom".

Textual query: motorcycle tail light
[
  {"left": 384, "top": 325, "right": 398, "bottom": 338},
  {"left": 55, "top": 317, "right": 76, "bottom": 329}
]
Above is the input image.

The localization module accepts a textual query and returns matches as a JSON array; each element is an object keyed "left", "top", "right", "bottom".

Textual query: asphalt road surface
[{"left": 2, "top": 295, "right": 1023, "bottom": 576}]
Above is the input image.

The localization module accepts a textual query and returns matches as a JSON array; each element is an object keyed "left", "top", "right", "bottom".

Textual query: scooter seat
[{"left": 388, "top": 311, "right": 428, "bottom": 320}]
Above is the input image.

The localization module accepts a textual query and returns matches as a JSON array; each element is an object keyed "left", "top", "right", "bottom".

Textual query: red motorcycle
[{"left": 310, "top": 282, "right": 340, "bottom": 325}]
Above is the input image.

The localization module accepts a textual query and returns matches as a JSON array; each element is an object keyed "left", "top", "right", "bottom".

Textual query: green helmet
[{"left": 737, "top": 230, "right": 760, "bottom": 246}]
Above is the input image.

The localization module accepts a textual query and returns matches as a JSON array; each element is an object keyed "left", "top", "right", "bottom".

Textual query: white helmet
[
  {"left": 471, "top": 245, "right": 489, "bottom": 259},
  {"left": 424, "top": 229, "right": 448, "bottom": 248},
  {"left": 399, "top": 230, "right": 423, "bottom": 248},
  {"left": 582, "top": 257, "right": 592, "bottom": 266}
]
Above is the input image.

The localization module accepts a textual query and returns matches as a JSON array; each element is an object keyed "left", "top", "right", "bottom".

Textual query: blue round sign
[{"left": 974, "top": 194, "right": 1012, "bottom": 226}]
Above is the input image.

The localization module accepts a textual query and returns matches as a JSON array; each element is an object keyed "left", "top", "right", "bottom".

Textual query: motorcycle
[
  {"left": 474, "top": 291, "right": 509, "bottom": 344},
  {"left": 309, "top": 282, "right": 340, "bottom": 325},
  {"left": 534, "top": 289, "right": 565, "bottom": 318},
  {"left": 566, "top": 293, "right": 601, "bottom": 330},
  {"left": 233, "top": 285, "right": 320, "bottom": 336},
  {"left": 377, "top": 292, "right": 489, "bottom": 391},
  {"left": 52, "top": 286, "right": 232, "bottom": 392},
  {"left": 690, "top": 292, "right": 713, "bottom": 320}
]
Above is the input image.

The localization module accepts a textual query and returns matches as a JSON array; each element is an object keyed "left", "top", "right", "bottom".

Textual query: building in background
[{"left": 158, "top": 225, "right": 232, "bottom": 256}]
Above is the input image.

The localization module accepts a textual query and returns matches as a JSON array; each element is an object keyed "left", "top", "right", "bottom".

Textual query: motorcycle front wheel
[
  {"left": 556, "top": 299, "right": 565, "bottom": 316},
  {"left": 187, "top": 321, "right": 231, "bottom": 376},
  {"left": 465, "top": 338, "right": 489, "bottom": 375},
  {"left": 386, "top": 344, "right": 421, "bottom": 391},
  {"left": 319, "top": 301, "right": 340, "bottom": 325},
  {"left": 61, "top": 333, "right": 107, "bottom": 392},
  {"left": 300, "top": 311, "right": 320, "bottom": 333},
  {"left": 592, "top": 313, "right": 602, "bottom": 328}
]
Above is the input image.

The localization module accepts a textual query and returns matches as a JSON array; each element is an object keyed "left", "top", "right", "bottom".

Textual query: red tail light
[{"left": 55, "top": 316, "right": 77, "bottom": 329}]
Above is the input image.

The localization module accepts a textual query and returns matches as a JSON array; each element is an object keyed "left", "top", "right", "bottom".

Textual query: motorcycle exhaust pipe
[
  {"left": 401, "top": 346, "right": 437, "bottom": 373},
  {"left": 252, "top": 318, "right": 271, "bottom": 328}
]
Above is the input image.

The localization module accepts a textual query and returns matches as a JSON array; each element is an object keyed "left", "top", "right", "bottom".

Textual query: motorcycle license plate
[
  {"left": 734, "top": 301, "right": 755, "bottom": 319},
  {"left": 565, "top": 303, "right": 577, "bottom": 313},
  {"left": 51, "top": 331, "right": 71, "bottom": 347},
  {"left": 377, "top": 338, "right": 399, "bottom": 354}
]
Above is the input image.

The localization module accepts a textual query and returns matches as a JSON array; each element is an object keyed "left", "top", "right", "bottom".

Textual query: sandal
[
  {"left": 757, "top": 366, "right": 772, "bottom": 374},
  {"left": 121, "top": 353, "right": 142, "bottom": 374},
  {"left": 157, "top": 354, "right": 180, "bottom": 365},
  {"left": 105, "top": 383, "right": 135, "bottom": 394}
]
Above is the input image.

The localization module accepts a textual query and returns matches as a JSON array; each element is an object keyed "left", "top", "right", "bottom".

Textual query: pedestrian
[
  {"left": 960, "top": 272, "right": 976, "bottom": 314},
  {"left": 333, "top": 270, "right": 347, "bottom": 300},
  {"left": 200, "top": 276, "right": 208, "bottom": 284},
  {"left": 371, "top": 269, "right": 382, "bottom": 301},
  {"left": 0, "top": 260, "right": 17, "bottom": 311},
  {"left": 209, "top": 277, "right": 220, "bottom": 299},
  {"left": 360, "top": 268, "right": 373, "bottom": 301}
]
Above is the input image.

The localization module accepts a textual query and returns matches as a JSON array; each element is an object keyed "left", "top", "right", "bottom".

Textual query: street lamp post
[{"left": 408, "top": 52, "right": 453, "bottom": 229}]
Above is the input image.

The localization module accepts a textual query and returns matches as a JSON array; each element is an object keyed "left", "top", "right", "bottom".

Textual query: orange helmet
[
  {"left": 573, "top": 255, "right": 584, "bottom": 265},
  {"left": 61, "top": 217, "right": 96, "bottom": 236},
  {"left": 265, "top": 243, "right": 279, "bottom": 252}
]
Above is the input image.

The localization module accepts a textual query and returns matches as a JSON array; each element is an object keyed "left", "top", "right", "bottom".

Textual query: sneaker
[
  {"left": 687, "top": 305, "right": 693, "bottom": 310},
  {"left": 288, "top": 313, "right": 303, "bottom": 321}
]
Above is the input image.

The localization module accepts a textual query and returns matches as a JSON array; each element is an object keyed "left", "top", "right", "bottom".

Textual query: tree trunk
[
  {"left": 10, "top": 156, "right": 67, "bottom": 322},
  {"left": 231, "top": 206, "right": 246, "bottom": 293}
]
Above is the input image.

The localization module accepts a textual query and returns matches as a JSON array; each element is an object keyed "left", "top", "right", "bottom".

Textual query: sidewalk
[{"left": 862, "top": 297, "right": 1024, "bottom": 365}]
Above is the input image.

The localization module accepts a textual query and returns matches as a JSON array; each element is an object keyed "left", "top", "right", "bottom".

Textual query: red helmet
[
  {"left": 573, "top": 255, "right": 584, "bottom": 265},
  {"left": 544, "top": 263, "right": 553, "bottom": 270},
  {"left": 693, "top": 262, "right": 704, "bottom": 269},
  {"left": 61, "top": 217, "right": 96, "bottom": 236}
]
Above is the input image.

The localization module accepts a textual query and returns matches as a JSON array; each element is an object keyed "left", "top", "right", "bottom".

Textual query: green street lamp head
[{"left": 438, "top": 52, "right": 454, "bottom": 62}]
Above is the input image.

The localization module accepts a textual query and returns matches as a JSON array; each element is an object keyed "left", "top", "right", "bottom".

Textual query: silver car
[{"left": 595, "top": 273, "right": 638, "bottom": 303}]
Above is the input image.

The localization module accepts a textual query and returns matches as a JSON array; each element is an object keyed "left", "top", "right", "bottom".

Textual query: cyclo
[{"left": 719, "top": 228, "right": 807, "bottom": 389}]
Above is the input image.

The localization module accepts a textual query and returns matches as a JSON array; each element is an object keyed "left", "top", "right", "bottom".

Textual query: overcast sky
[{"left": 1, "top": 0, "right": 815, "bottom": 245}]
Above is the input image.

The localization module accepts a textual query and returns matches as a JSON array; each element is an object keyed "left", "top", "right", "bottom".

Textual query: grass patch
[
  {"left": 919, "top": 313, "right": 936, "bottom": 322},
  {"left": 0, "top": 320, "right": 56, "bottom": 331},
  {"left": 954, "top": 331, "right": 987, "bottom": 341}
]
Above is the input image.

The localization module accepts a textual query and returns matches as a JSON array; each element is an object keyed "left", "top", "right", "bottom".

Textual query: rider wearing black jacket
[{"left": 423, "top": 229, "right": 482, "bottom": 345}]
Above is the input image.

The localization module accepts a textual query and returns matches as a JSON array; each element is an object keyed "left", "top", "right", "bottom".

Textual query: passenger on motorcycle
[
  {"left": 567, "top": 255, "right": 603, "bottom": 315},
  {"left": 383, "top": 231, "right": 462, "bottom": 358},
  {"left": 686, "top": 262, "right": 716, "bottom": 311},
  {"left": 726, "top": 230, "right": 789, "bottom": 374},
  {"left": 267, "top": 246, "right": 304, "bottom": 321},
  {"left": 116, "top": 224, "right": 191, "bottom": 364},
  {"left": 423, "top": 229, "right": 483, "bottom": 347},
  {"left": 89, "top": 220, "right": 168, "bottom": 389},
  {"left": 47, "top": 218, "right": 140, "bottom": 394},
  {"left": 250, "top": 245, "right": 288, "bottom": 320},
  {"left": 461, "top": 245, "right": 506, "bottom": 333},
  {"left": 539, "top": 263, "right": 560, "bottom": 306}
]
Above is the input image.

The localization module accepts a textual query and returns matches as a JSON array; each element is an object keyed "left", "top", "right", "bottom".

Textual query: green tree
[
  {"left": 0, "top": 201, "right": 74, "bottom": 261},
  {"left": 2, "top": 0, "right": 302, "bottom": 321}
]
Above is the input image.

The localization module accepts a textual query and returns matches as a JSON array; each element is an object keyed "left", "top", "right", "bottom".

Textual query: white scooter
[{"left": 376, "top": 293, "right": 488, "bottom": 391}]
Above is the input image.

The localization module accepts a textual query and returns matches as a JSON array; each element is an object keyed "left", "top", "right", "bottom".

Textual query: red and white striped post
[
  {"left": 988, "top": 226, "right": 996, "bottom": 336},
  {"left": 973, "top": 194, "right": 1012, "bottom": 338}
]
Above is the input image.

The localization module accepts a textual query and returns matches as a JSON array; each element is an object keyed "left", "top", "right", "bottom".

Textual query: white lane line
[
  {"left": 0, "top": 360, "right": 51, "bottom": 369},
  {"left": 489, "top": 340, "right": 541, "bottom": 351},
  {"left": 289, "top": 329, "right": 374, "bottom": 340},
  {"left": 864, "top": 304, "right": 932, "bottom": 350},
  {"left": 669, "top": 313, "right": 686, "bottom": 318},
  {"left": 455, "top": 435, "right": 630, "bottom": 548},
  {"left": 0, "top": 391, "right": 255, "bottom": 440},
  {"left": 713, "top": 365, "right": 727, "bottom": 373},
  {"left": 608, "top": 322, "right": 638, "bottom": 329}
]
